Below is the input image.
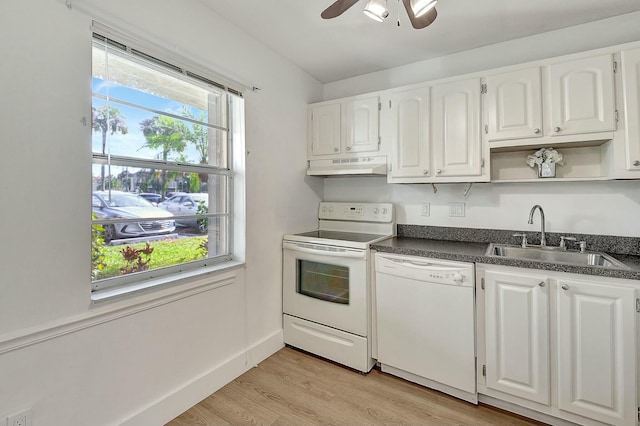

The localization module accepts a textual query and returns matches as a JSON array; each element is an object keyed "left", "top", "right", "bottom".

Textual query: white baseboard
[{"left": 120, "top": 329, "right": 284, "bottom": 426}]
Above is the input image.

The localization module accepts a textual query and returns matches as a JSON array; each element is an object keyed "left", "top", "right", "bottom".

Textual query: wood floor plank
[{"left": 166, "top": 347, "right": 546, "bottom": 426}]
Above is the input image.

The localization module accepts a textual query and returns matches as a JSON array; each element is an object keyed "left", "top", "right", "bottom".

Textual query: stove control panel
[{"left": 319, "top": 202, "right": 393, "bottom": 223}]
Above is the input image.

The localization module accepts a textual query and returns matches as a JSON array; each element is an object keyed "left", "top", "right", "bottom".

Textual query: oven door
[{"left": 283, "top": 241, "right": 369, "bottom": 336}]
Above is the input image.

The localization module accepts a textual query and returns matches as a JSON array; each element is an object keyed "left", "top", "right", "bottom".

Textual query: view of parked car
[
  {"left": 92, "top": 191, "right": 176, "bottom": 242},
  {"left": 137, "top": 192, "right": 163, "bottom": 206},
  {"left": 158, "top": 193, "right": 208, "bottom": 232}
]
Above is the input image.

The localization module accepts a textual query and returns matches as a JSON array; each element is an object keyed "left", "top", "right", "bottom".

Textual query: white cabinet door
[
  {"left": 310, "top": 103, "right": 341, "bottom": 156},
  {"left": 486, "top": 68, "right": 543, "bottom": 141},
  {"left": 484, "top": 270, "right": 550, "bottom": 405},
  {"left": 549, "top": 54, "right": 616, "bottom": 136},
  {"left": 431, "top": 78, "right": 482, "bottom": 177},
  {"left": 622, "top": 47, "right": 640, "bottom": 172},
  {"left": 344, "top": 97, "right": 379, "bottom": 153},
  {"left": 388, "top": 87, "right": 430, "bottom": 178},
  {"left": 557, "top": 279, "right": 636, "bottom": 426}
]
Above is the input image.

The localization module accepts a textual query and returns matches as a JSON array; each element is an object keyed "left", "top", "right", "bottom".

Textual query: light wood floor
[{"left": 167, "top": 347, "right": 546, "bottom": 426}]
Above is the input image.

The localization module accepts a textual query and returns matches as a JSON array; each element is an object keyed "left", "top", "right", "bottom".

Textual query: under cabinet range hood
[{"left": 307, "top": 156, "right": 388, "bottom": 176}]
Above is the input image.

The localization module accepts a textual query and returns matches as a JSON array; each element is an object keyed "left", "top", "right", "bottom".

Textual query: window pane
[
  {"left": 91, "top": 164, "right": 226, "bottom": 209},
  {"left": 204, "top": 175, "right": 228, "bottom": 214},
  {"left": 91, "top": 232, "right": 207, "bottom": 282},
  {"left": 91, "top": 99, "right": 227, "bottom": 168},
  {"left": 91, "top": 219, "right": 229, "bottom": 283},
  {"left": 202, "top": 216, "right": 228, "bottom": 258},
  {"left": 92, "top": 43, "right": 224, "bottom": 128}
]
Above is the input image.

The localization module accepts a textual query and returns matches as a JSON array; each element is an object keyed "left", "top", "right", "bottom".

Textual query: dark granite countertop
[{"left": 371, "top": 226, "right": 640, "bottom": 281}]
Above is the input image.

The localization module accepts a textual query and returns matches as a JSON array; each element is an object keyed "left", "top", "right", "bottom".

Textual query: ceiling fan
[{"left": 321, "top": 0, "right": 437, "bottom": 29}]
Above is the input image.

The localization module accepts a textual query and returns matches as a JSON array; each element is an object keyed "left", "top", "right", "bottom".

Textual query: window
[{"left": 91, "top": 30, "right": 244, "bottom": 292}]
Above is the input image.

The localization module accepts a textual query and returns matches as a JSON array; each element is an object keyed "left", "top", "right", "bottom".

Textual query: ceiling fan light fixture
[
  {"left": 363, "top": 0, "right": 389, "bottom": 22},
  {"left": 411, "top": 0, "right": 437, "bottom": 18}
]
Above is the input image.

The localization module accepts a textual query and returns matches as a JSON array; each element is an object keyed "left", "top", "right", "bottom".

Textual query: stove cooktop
[
  {"left": 294, "top": 230, "right": 387, "bottom": 244},
  {"left": 283, "top": 229, "right": 393, "bottom": 250}
]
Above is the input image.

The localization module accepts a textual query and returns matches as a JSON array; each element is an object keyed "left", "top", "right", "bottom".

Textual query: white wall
[
  {"left": 324, "top": 178, "right": 640, "bottom": 237},
  {"left": 322, "top": 13, "right": 640, "bottom": 238},
  {"left": 0, "top": 0, "right": 322, "bottom": 425},
  {"left": 324, "top": 11, "right": 640, "bottom": 99}
]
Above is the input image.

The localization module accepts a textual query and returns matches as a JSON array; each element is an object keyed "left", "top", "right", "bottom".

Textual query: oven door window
[{"left": 297, "top": 260, "right": 349, "bottom": 304}]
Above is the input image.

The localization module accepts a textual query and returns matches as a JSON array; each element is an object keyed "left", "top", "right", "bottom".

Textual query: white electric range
[{"left": 282, "top": 202, "right": 395, "bottom": 372}]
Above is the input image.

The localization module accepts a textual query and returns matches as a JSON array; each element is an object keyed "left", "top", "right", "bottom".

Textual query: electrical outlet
[
  {"left": 7, "top": 408, "right": 32, "bottom": 426},
  {"left": 449, "top": 202, "right": 465, "bottom": 217},
  {"left": 421, "top": 203, "right": 430, "bottom": 217}
]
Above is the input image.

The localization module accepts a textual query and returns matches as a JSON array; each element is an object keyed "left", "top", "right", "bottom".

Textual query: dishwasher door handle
[{"left": 381, "top": 256, "right": 468, "bottom": 272}]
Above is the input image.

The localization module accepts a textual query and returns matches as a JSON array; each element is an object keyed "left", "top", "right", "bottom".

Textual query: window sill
[{"left": 91, "top": 260, "right": 245, "bottom": 304}]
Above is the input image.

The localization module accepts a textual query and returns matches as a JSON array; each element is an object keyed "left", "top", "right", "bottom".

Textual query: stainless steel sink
[{"left": 485, "top": 244, "right": 630, "bottom": 270}]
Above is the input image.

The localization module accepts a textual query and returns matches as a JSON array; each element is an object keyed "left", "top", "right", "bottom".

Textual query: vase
[{"left": 538, "top": 162, "right": 556, "bottom": 178}]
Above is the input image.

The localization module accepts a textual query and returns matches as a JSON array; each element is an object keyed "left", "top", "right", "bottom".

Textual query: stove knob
[
  {"left": 452, "top": 272, "right": 464, "bottom": 284},
  {"left": 328, "top": 207, "right": 334, "bottom": 213},
  {"left": 374, "top": 208, "right": 380, "bottom": 214},
  {"left": 382, "top": 208, "right": 388, "bottom": 214},
  {"left": 321, "top": 206, "right": 327, "bottom": 213}
]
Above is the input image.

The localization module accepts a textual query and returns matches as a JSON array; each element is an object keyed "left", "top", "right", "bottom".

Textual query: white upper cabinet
[
  {"left": 308, "top": 96, "right": 380, "bottom": 159},
  {"left": 309, "top": 103, "right": 341, "bottom": 156},
  {"left": 486, "top": 67, "right": 543, "bottom": 141},
  {"left": 548, "top": 54, "right": 616, "bottom": 136},
  {"left": 387, "top": 87, "right": 431, "bottom": 178},
  {"left": 431, "top": 78, "right": 482, "bottom": 177},
  {"left": 557, "top": 279, "right": 636, "bottom": 426},
  {"left": 387, "top": 79, "right": 486, "bottom": 183},
  {"left": 306, "top": 41, "right": 640, "bottom": 181},
  {"left": 485, "top": 54, "right": 617, "bottom": 152},
  {"left": 343, "top": 97, "right": 380, "bottom": 154},
  {"left": 621, "top": 46, "right": 640, "bottom": 172}
]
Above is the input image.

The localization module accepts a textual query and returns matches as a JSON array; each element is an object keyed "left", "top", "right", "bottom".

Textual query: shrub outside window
[{"left": 91, "top": 33, "right": 241, "bottom": 291}]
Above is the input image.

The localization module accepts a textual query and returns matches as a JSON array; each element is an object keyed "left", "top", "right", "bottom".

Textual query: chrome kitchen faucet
[{"left": 528, "top": 205, "right": 546, "bottom": 246}]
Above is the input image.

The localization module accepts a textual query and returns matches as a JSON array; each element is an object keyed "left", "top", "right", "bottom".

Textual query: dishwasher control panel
[{"left": 375, "top": 253, "right": 474, "bottom": 287}]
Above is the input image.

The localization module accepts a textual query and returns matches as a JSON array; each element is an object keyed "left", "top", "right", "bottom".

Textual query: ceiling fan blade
[
  {"left": 401, "top": 0, "right": 437, "bottom": 29},
  {"left": 321, "top": 0, "right": 360, "bottom": 19}
]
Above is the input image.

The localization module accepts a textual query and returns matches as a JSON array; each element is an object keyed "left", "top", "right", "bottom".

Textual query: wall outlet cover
[
  {"left": 7, "top": 408, "right": 32, "bottom": 426},
  {"left": 449, "top": 202, "right": 465, "bottom": 217},
  {"left": 421, "top": 203, "right": 430, "bottom": 217}
]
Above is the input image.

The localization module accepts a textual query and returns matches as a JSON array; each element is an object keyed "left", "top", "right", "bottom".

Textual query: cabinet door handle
[
  {"left": 436, "top": 169, "right": 442, "bottom": 175},
  {"left": 333, "top": 147, "right": 339, "bottom": 152},
  {"left": 538, "top": 281, "right": 545, "bottom": 287},
  {"left": 533, "top": 128, "right": 540, "bottom": 134},
  {"left": 633, "top": 160, "right": 640, "bottom": 167},
  {"left": 561, "top": 284, "right": 569, "bottom": 290},
  {"left": 554, "top": 127, "right": 561, "bottom": 133},
  {"left": 423, "top": 170, "right": 429, "bottom": 175},
  {"left": 345, "top": 146, "right": 351, "bottom": 151}
]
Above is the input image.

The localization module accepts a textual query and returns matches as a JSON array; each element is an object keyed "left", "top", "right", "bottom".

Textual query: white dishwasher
[{"left": 375, "top": 252, "right": 477, "bottom": 404}]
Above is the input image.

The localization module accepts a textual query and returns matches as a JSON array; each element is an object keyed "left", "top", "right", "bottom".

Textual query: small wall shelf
[{"left": 490, "top": 143, "right": 611, "bottom": 182}]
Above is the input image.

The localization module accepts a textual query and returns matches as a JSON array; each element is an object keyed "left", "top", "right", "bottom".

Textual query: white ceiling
[{"left": 199, "top": 0, "right": 640, "bottom": 84}]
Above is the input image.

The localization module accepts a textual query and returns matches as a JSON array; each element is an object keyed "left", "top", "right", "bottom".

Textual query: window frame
[{"left": 90, "top": 26, "right": 244, "bottom": 293}]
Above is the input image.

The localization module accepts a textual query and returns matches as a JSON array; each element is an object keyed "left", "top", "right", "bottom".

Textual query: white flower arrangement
[{"left": 526, "top": 147, "right": 565, "bottom": 168}]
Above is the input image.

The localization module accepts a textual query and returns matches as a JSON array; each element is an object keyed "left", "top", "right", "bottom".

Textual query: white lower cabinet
[
  {"left": 557, "top": 279, "right": 637, "bottom": 425},
  {"left": 484, "top": 270, "right": 550, "bottom": 405},
  {"left": 478, "top": 265, "right": 638, "bottom": 426}
]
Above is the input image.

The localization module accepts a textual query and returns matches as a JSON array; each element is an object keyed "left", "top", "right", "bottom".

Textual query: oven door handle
[{"left": 283, "top": 242, "right": 367, "bottom": 259}]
